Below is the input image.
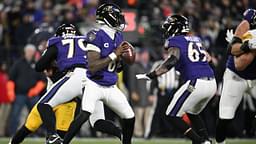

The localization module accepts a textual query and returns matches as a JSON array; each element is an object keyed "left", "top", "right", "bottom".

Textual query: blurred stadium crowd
[{"left": 0, "top": 0, "right": 256, "bottom": 139}]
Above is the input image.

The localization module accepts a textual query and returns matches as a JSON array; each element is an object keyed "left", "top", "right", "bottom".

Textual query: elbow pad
[{"left": 163, "top": 55, "right": 178, "bottom": 70}]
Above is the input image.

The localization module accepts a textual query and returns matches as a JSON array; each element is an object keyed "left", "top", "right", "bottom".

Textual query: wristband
[
  {"left": 147, "top": 71, "right": 157, "bottom": 79},
  {"left": 240, "top": 41, "right": 250, "bottom": 52},
  {"left": 109, "top": 52, "right": 117, "bottom": 61},
  {"left": 231, "top": 36, "right": 242, "bottom": 44}
]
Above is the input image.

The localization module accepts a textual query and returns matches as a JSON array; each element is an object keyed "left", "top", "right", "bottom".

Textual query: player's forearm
[
  {"left": 146, "top": 66, "right": 170, "bottom": 81},
  {"left": 234, "top": 52, "right": 254, "bottom": 71},
  {"left": 35, "top": 46, "right": 57, "bottom": 72},
  {"left": 147, "top": 55, "right": 178, "bottom": 79},
  {"left": 230, "top": 43, "right": 244, "bottom": 56},
  {"left": 154, "top": 66, "right": 169, "bottom": 76},
  {"left": 147, "top": 48, "right": 179, "bottom": 79},
  {"left": 230, "top": 20, "right": 250, "bottom": 56},
  {"left": 88, "top": 57, "right": 112, "bottom": 74}
]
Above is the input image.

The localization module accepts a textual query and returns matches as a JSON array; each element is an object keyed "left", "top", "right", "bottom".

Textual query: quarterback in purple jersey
[
  {"left": 216, "top": 9, "right": 256, "bottom": 144},
  {"left": 137, "top": 15, "right": 216, "bottom": 144},
  {"left": 63, "top": 3, "right": 135, "bottom": 144},
  {"left": 35, "top": 24, "right": 122, "bottom": 144}
]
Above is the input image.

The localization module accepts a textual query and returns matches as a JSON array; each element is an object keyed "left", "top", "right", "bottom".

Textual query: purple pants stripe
[
  {"left": 169, "top": 79, "right": 197, "bottom": 116},
  {"left": 40, "top": 77, "right": 70, "bottom": 103}
]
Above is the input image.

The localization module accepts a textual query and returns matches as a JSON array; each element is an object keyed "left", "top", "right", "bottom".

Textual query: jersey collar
[{"left": 100, "top": 25, "right": 116, "bottom": 40}]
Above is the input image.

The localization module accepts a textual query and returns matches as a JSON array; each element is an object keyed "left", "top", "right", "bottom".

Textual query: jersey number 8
[{"left": 188, "top": 42, "right": 207, "bottom": 62}]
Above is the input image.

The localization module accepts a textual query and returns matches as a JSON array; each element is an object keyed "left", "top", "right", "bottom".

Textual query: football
[{"left": 121, "top": 41, "right": 136, "bottom": 65}]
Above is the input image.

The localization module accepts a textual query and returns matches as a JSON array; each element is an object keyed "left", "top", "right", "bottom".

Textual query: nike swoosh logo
[{"left": 48, "top": 137, "right": 59, "bottom": 144}]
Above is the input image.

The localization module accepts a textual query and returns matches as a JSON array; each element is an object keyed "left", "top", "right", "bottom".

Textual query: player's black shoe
[
  {"left": 46, "top": 134, "right": 63, "bottom": 144},
  {"left": 192, "top": 139, "right": 212, "bottom": 144},
  {"left": 201, "top": 140, "right": 212, "bottom": 144}
]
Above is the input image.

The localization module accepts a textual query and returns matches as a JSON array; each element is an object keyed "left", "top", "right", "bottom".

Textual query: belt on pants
[{"left": 198, "top": 77, "right": 214, "bottom": 80}]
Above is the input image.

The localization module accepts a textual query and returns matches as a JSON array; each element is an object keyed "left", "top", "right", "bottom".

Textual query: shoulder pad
[
  {"left": 166, "top": 36, "right": 183, "bottom": 49},
  {"left": 47, "top": 37, "right": 61, "bottom": 47}
]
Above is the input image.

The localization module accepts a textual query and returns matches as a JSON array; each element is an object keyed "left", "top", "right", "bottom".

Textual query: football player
[
  {"left": 136, "top": 15, "right": 216, "bottom": 144},
  {"left": 9, "top": 26, "right": 79, "bottom": 144},
  {"left": 63, "top": 3, "right": 135, "bottom": 144},
  {"left": 9, "top": 65, "right": 78, "bottom": 144},
  {"left": 35, "top": 24, "right": 122, "bottom": 144},
  {"left": 216, "top": 9, "right": 256, "bottom": 144}
]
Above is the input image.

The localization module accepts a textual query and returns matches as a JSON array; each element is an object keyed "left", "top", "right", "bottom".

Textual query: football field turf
[{"left": 0, "top": 138, "right": 256, "bottom": 144}]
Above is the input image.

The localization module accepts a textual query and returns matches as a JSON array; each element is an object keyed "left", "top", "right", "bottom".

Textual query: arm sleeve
[{"left": 35, "top": 45, "right": 58, "bottom": 72}]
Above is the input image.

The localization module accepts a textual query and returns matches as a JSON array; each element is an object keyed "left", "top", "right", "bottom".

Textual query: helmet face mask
[
  {"left": 96, "top": 3, "right": 126, "bottom": 31},
  {"left": 55, "top": 24, "right": 78, "bottom": 37},
  {"left": 161, "top": 15, "right": 189, "bottom": 38},
  {"left": 251, "top": 11, "right": 256, "bottom": 28}
]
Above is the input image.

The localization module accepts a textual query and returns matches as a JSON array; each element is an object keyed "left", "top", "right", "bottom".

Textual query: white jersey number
[
  {"left": 188, "top": 42, "right": 207, "bottom": 62},
  {"left": 108, "top": 61, "right": 117, "bottom": 72},
  {"left": 62, "top": 38, "right": 86, "bottom": 59}
]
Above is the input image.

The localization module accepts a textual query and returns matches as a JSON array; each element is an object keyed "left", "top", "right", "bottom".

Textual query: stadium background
[{"left": 0, "top": 0, "right": 256, "bottom": 143}]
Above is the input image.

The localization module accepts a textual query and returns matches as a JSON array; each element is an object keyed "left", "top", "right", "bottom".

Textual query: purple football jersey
[
  {"left": 47, "top": 35, "right": 87, "bottom": 71},
  {"left": 165, "top": 35, "right": 214, "bottom": 81},
  {"left": 86, "top": 29, "right": 123, "bottom": 86},
  {"left": 226, "top": 55, "right": 256, "bottom": 80}
]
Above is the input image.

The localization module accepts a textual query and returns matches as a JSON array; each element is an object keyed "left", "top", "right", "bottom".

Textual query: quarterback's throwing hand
[{"left": 136, "top": 74, "right": 151, "bottom": 80}]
